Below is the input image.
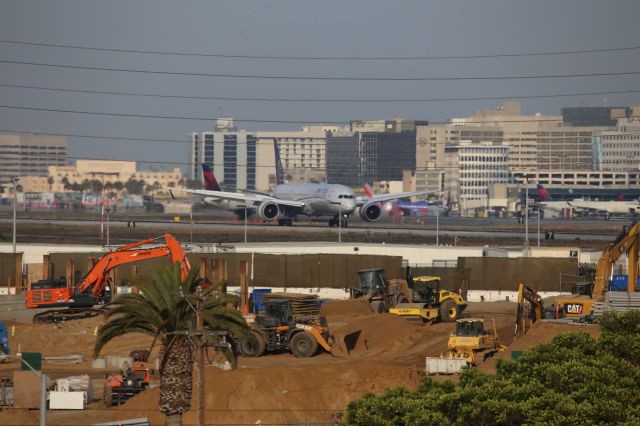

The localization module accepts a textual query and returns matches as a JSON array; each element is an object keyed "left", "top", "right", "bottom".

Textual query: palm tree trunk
[{"left": 159, "top": 337, "right": 193, "bottom": 425}]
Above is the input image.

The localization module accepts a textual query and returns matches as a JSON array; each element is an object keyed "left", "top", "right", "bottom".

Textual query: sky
[{"left": 1, "top": 0, "right": 640, "bottom": 171}]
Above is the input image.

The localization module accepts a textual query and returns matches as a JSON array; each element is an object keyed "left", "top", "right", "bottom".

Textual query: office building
[
  {"left": 0, "top": 133, "right": 67, "bottom": 185},
  {"left": 326, "top": 119, "right": 424, "bottom": 186},
  {"left": 593, "top": 119, "right": 640, "bottom": 172},
  {"left": 562, "top": 106, "right": 633, "bottom": 127}
]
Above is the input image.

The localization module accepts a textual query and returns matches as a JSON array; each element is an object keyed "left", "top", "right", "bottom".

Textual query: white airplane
[
  {"left": 168, "top": 141, "right": 436, "bottom": 227},
  {"left": 534, "top": 184, "right": 640, "bottom": 218}
]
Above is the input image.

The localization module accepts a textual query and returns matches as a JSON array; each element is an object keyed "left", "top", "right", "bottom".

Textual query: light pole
[
  {"left": 537, "top": 207, "right": 540, "bottom": 247},
  {"left": 244, "top": 204, "right": 248, "bottom": 244},
  {"left": 190, "top": 212, "right": 194, "bottom": 244},
  {"left": 436, "top": 206, "right": 440, "bottom": 246},
  {"left": 524, "top": 179, "right": 530, "bottom": 257},
  {"left": 12, "top": 177, "right": 18, "bottom": 254},
  {"left": 105, "top": 208, "right": 111, "bottom": 247}
]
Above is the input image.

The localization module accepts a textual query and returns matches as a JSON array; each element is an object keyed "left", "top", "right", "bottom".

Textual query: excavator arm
[
  {"left": 515, "top": 282, "right": 544, "bottom": 336},
  {"left": 592, "top": 222, "right": 640, "bottom": 298},
  {"left": 78, "top": 234, "right": 190, "bottom": 299}
]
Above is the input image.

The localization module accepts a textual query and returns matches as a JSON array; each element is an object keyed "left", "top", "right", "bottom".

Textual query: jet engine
[
  {"left": 359, "top": 202, "right": 382, "bottom": 222},
  {"left": 257, "top": 201, "right": 280, "bottom": 221}
]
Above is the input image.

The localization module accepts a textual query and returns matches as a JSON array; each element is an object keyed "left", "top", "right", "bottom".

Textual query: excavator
[
  {"left": 555, "top": 221, "right": 639, "bottom": 319},
  {"left": 514, "top": 282, "right": 544, "bottom": 337},
  {"left": 26, "top": 234, "right": 190, "bottom": 323}
]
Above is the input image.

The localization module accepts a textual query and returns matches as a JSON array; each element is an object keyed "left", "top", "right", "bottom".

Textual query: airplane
[
  {"left": 197, "top": 164, "right": 256, "bottom": 219},
  {"left": 166, "top": 141, "right": 437, "bottom": 227},
  {"left": 534, "top": 184, "right": 640, "bottom": 218},
  {"left": 363, "top": 184, "right": 448, "bottom": 217},
  {"left": 532, "top": 185, "right": 572, "bottom": 218}
]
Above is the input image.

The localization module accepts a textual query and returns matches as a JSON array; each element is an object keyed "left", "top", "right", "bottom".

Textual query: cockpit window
[{"left": 339, "top": 194, "right": 354, "bottom": 199}]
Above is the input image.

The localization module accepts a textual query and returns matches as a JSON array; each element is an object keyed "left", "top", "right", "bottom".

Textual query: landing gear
[
  {"left": 278, "top": 218, "right": 293, "bottom": 226},
  {"left": 328, "top": 217, "right": 348, "bottom": 228}
]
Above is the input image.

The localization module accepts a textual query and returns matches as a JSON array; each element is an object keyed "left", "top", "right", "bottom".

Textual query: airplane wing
[
  {"left": 358, "top": 190, "right": 440, "bottom": 206},
  {"left": 162, "top": 187, "right": 305, "bottom": 208}
]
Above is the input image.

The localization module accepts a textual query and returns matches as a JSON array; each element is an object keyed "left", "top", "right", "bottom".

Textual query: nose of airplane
[{"left": 345, "top": 198, "right": 357, "bottom": 212}]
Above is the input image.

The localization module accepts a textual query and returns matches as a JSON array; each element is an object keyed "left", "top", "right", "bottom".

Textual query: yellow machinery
[
  {"left": 514, "top": 282, "right": 544, "bottom": 337},
  {"left": 355, "top": 269, "right": 466, "bottom": 323},
  {"left": 446, "top": 318, "right": 505, "bottom": 365},
  {"left": 556, "top": 222, "right": 640, "bottom": 318}
]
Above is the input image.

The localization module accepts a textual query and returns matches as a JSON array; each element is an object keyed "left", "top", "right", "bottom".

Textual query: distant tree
[
  {"left": 82, "top": 179, "right": 92, "bottom": 192},
  {"left": 125, "top": 179, "right": 145, "bottom": 195},
  {"left": 90, "top": 179, "right": 103, "bottom": 194},
  {"left": 47, "top": 176, "right": 54, "bottom": 192},
  {"left": 178, "top": 178, "right": 185, "bottom": 187},
  {"left": 113, "top": 181, "right": 124, "bottom": 192},
  {"left": 15, "top": 184, "right": 23, "bottom": 193},
  {"left": 104, "top": 181, "right": 113, "bottom": 191},
  {"left": 168, "top": 181, "right": 176, "bottom": 188},
  {"left": 61, "top": 177, "right": 70, "bottom": 190}
]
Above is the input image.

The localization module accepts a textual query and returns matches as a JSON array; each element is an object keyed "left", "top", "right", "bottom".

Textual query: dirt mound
[
  {"left": 478, "top": 321, "right": 600, "bottom": 373},
  {"left": 123, "top": 359, "right": 421, "bottom": 425},
  {"left": 320, "top": 299, "right": 372, "bottom": 318},
  {"left": 329, "top": 313, "right": 425, "bottom": 359}
]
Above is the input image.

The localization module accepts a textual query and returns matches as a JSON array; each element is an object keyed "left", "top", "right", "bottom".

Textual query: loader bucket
[{"left": 329, "top": 330, "right": 361, "bottom": 358}]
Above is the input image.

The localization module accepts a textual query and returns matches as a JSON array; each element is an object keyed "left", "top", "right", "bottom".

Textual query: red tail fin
[
  {"left": 536, "top": 184, "right": 550, "bottom": 201},
  {"left": 201, "top": 164, "right": 221, "bottom": 191},
  {"left": 364, "top": 184, "right": 374, "bottom": 198}
]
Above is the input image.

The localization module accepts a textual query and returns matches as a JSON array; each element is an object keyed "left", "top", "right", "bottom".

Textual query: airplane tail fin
[
  {"left": 536, "top": 184, "right": 552, "bottom": 201},
  {"left": 616, "top": 193, "right": 625, "bottom": 201},
  {"left": 363, "top": 183, "right": 374, "bottom": 198},
  {"left": 201, "top": 164, "right": 222, "bottom": 191},
  {"left": 274, "top": 138, "right": 286, "bottom": 185}
]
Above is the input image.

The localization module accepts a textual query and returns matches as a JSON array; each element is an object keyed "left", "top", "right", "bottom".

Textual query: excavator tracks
[{"left": 33, "top": 308, "right": 105, "bottom": 324}]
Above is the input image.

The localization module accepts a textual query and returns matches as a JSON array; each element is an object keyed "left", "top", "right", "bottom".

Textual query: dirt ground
[{"left": 0, "top": 301, "right": 600, "bottom": 425}]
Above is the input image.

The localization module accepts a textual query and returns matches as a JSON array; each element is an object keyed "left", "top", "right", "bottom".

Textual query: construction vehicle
[
  {"left": 354, "top": 269, "right": 409, "bottom": 313},
  {"left": 26, "top": 234, "right": 190, "bottom": 323},
  {"left": 426, "top": 318, "right": 504, "bottom": 374},
  {"left": 555, "top": 222, "right": 639, "bottom": 319},
  {"left": 355, "top": 268, "right": 466, "bottom": 322},
  {"left": 103, "top": 363, "right": 154, "bottom": 407},
  {"left": 514, "top": 282, "right": 544, "bottom": 337},
  {"left": 238, "top": 294, "right": 348, "bottom": 358},
  {"left": 446, "top": 318, "right": 505, "bottom": 364}
]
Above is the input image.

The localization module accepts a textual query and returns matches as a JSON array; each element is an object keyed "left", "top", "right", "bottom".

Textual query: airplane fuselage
[{"left": 272, "top": 183, "right": 357, "bottom": 217}]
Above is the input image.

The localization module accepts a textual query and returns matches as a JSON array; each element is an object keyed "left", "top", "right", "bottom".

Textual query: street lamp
[
  {"left": 11, "top": 177, "right": 19, "bottom": 254},
  {"left": 105, "top": 208, "right": 111, "bottom": 247}
]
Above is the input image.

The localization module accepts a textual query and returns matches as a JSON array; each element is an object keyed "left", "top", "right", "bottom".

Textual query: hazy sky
[{"left": 1, "top": 1, "right": 639, "bottom": 170}]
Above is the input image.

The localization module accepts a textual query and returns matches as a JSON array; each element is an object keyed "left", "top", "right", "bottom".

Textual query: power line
[
  {"left": 2, "top": 82, "right": 640, "bottom": 103},
  {"left": 2, "top": 59, "right": 640, "bottom": 81},
  {"left": 0, "top": 104, "right": 588, "bottom": 124},
  {"left": 2, "top": 38, "right": 639, "bottom": 60}
]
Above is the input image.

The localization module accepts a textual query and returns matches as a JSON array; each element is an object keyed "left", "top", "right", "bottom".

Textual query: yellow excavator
[
  {"left": 555, "top": 221, "right": 639, "bottom": 319},
  {"left": 514, "top": 282, "right": 544, "bottom": 337}
]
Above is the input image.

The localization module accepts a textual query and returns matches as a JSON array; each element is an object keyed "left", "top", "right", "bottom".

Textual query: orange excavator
[{"left": 26, "top": 234, "right": 190, "bottom": 323}]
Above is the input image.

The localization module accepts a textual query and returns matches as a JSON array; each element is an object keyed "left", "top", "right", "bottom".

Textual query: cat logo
[{"left": 565, "top": 303, "right": 583, "bottom": 315}]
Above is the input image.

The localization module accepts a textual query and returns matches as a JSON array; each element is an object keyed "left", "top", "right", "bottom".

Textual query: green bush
[{"left": 344, "top": 311, "right": 640, "bottom": 426}]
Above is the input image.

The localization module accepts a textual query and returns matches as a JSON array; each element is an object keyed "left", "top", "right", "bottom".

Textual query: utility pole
[
  {"left": 196, "top": 286, "right": 205, "bottom": 426},
  {"left": 244, "top": 204, "right": 247, "bottom": 244},
  {"left": 12, "top": 177, "right": 18, "bottom": 254},
  {"left": 537, "top": 208, "right": 540, "bottom": 247},
  {"left": 338, "top": 204, "right": 342, "bottom": 243},
  {"left": 436, "top": 207, "right": 440, "bottom": 246},
  {"left": 524, "top": 179, "right": 530, "bottom": 257},
  {"left": 105, "top": 208, "right": 111, "bottom": 247}
]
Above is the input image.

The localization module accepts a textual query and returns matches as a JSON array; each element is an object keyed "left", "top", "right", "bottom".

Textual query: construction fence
[
  {"left": 0, "top": 253, "right": 22, "bottom": 293},
  {"left": 36, "top": 252, "right": 404, "bottom": 290}
]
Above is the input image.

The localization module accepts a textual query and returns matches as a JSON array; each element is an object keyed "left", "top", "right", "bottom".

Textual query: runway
[{"left": 0, "top": 215, "right": 622, "bottom": 242}]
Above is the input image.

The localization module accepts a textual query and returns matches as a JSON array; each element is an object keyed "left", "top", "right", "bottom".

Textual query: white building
[
  {"left": 594, "top": 118, "right": 640, "bottom": 172},
  {"left": 452, "top": 142, "right": 510, "bottom": 215}
]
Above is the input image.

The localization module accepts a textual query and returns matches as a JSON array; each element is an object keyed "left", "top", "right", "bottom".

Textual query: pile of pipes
[{"left": 592, "top": 292, "right": 640, "bottom": 318}]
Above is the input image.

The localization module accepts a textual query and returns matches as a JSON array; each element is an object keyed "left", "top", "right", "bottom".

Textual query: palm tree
[
  {"left": 94, "top": 265, "right": 247, "bottom": 426},
  {"left": 47, "top": 176, "right": 54, "bottom": 192}
]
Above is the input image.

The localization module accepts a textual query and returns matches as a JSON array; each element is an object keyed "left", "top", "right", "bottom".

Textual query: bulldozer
[
  {"left": 445, "top": 318, "right": 505, "bottom": 365},
  {"left": 103, "top": 362, "right": 154, "bottom": 407},
  {"left": 426, "top": 318, "right": 505, "bottom": 375},
  {"left": 237, "top": 294, "right": 353, "bottom": 358},
  {"left": 354, "top": 268, "right": 466, "bottom": 323}
]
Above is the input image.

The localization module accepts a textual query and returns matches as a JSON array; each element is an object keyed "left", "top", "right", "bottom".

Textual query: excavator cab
[
  {"left": 257, "top": 299, "right": 293, "bottom": 327},
  {"left": 356, "top": 269, "right": 388, "bottom": 297}
]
